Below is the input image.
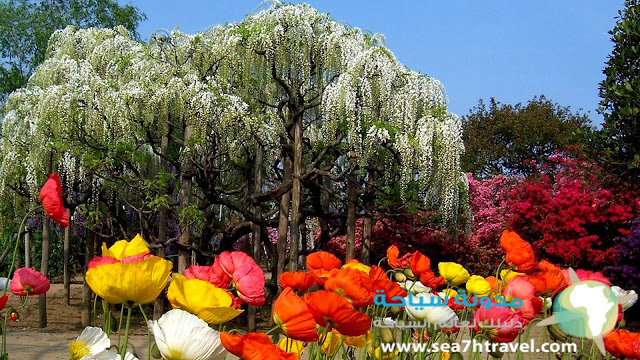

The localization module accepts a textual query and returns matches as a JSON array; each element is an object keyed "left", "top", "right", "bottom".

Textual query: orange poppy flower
[
  {"left": 386, "top": 245, "right": 413, "bottom": 269},
  {"left": 324, "top": 268, "right": 375, "bottom": 307},
  {"left": 408, "top": 252, "right": 445, "bottom": 289},
  {"left": 279, "top": 272, "right": 316, "bottom": 294},
  {"left": 368, "top": 266, "right": 407, "bottom": 302},
  {"left": 304, "top": 290, "right": 371, "bottom": 337},
  {"left": 485, "top": 276, "right": 499, "bottom": 292},
  {"left": 527, "top": 260, "right": 567, "bottom": 296},
  {"left": 220, "top": 332, "right": 298, "bottom": 360},
  {"left": 273, "top": 288, "right": 318, "bottom": 342},
  {"left": 306, "top": 251, "right": 342, "bottom": 285},
  {"left": 500, "top": 231, "right": 538, "bottom": 274},
  {"left": 604, "top": 329, "right": 640, "bottom": 359}
]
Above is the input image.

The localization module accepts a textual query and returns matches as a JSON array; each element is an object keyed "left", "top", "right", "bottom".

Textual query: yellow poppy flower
[
  {"left": 466, "top": 275, "right": 492, "bottom": 297},
  {"left": 86, "top": 256, "right": 172, "bottom": 305},
  {"left": 438, "top": 262, "right": 470, "bottom": 286},
  {"left": 500, "top": 269, "right": 525, "bottom": 282},
  {"left": 344, "top": 331, "right": 371, "bottom": 348},
  {"left": 321, "top": 330, "right": 344, "bottom": 355},
  {"left": 277, "top": 337, "right": 305, "bottom": 355},
  {"left": 102, "top": 234, "right": 150, "bottom": 259},
  {"left": 341, "top": 260, "right": 371, "bottom": 275},
  {"left": 167, "top": 274, "right": 243, "bottom": 325}
]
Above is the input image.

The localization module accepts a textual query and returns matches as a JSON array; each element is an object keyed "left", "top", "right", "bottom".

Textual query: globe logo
[
  {"left": 538, "top": 268, "right": 632, "bottom": 355},
  {"left": 553, "top": 280, "right": 617, "bottom": 338}
]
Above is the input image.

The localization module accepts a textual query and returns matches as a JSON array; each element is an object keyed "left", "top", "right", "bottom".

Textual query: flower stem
[
  {"left": 121, "top": 304, "right": 133, "bottom": 358},
  {"left": 2, "top": 207, "right": 41, "bottom": 296},
  {"left": 138, "top": 304, "right": 151, "bottom": 360}
]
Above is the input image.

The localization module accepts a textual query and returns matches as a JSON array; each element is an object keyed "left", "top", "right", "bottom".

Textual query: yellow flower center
[{"left": 69, "top": 340, "right": 90, "bottom": 360}]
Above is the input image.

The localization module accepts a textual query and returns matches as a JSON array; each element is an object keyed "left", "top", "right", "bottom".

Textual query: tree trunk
[
  {"left": 361, "top": 169, "right": 375, "bottom": 265},
  {"left": 276, "top": 156, "right": 292, "bottom": 278},
  {"left": 82, "top": 230, "right": 96, "bottom": 327},
  {"left": 178, "top": 125, "right": 193, "bottom": 273},
  {"left": 24, "top": 231, "right": 30, "bottom": 268},
  {"left": 39, "top": 216, "right": 50, "bottom": 328},
  {"left": 345, "top": 153, "right": 358, "bottom": 260},
  {"left": 316, "top": 174, "right": 331, "bottom": 250},
  {"left": 289, "top": 118, "right": 303, "bottom": 271},
  {"left": 155, "top": 131, "right": 170, "bottom": 320},
  {"left": 64, "top": 208, "right": 72, "bottom": 305},
  {"left": 248, "top": 143, "right": 264, "bottom": 332}
]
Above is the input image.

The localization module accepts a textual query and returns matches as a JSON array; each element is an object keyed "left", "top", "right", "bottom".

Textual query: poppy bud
[
  {"left": 151, "top": 344, "right": 162, "bottom": 359},
  {"left": 403, "top": 269, "right": 415, "bottom": 279},
  {"left": 379, "top": 328, "right": 394, "bottom": 343},
  {"left": 547, "top": 324, "right": 568, "bottom": 342},
  {"left": 489, "top": 349, "right": 504, "bottom": 358},
  {"left": 10, "top": 311, "right": 19, "bottom": 322},
  {"left": 450, "top": 352, "right": 464, "bottom": 360},
  {"left": 394, "top": 272, "right": 407, "bottom": 282}
]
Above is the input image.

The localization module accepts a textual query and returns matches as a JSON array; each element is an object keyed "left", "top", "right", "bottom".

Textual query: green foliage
[
  {"left": 461, "top": 96, "right": 592, "bottom": 177},
  {"left": 597, "top": 0, "right": 640, "bottom": 180},
  {"left": 0, "top": 0, "right": 146, "bottom": 100}
]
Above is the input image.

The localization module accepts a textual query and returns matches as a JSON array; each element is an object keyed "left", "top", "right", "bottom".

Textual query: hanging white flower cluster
[{"left": 0, "top": 3, "right": 465, "bottom": 225}]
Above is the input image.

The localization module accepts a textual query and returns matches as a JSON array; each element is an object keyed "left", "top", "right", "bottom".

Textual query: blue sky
[{"left": 129, "top": 0, "right": 623, "bottom": 122}]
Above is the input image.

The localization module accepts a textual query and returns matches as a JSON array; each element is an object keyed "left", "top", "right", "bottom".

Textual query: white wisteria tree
[{"left": 0, "top": 3, "right": 465, "bottom": 327}]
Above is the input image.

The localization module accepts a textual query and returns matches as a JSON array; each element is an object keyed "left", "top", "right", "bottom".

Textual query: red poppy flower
[
  {"left": 211, "top": 251, "right": 255, "bottom": 286},
  {"left": 304, "top": 290, "right": 371, "bottom": 336},
  {"left": 10, "top": 268, "right": 50, "bottom": 296},
  {"left": 185, "top": 264, "right": 228, "bottom": 288},
  {"left": 273, "top": 287, "right": 318, "bottom": 342},
  {"left": 324, "top": 268, "right": 375, "bottom": 307},
  {"left": 39, "top": 173, "right": 69, "bottom": 228},
  {"left": 279, "top": 272, "right": 316, "bottom": 294},
  {"left": 306, "top": 251, "right": 342, "bottom": 285},
  {"left": 408, "top": 252, "right": 445, "bottom": 289},
  {"left": 387, "top": 245, "right": 412, "bottom": 269},
  {"left": 0, "top": 294, "right": 8, "bottom": 311},
  {"left": 220, "top": 332, "right": 299, "bottom": 360},
  {"left": 604, "top": 329, "right": 640, "bottom": 359},
  {"left": 232, "top": 263, "right": 265, "bottom": 306},
  {"left": 368, "top": 266, "right": 407, "bottom": 302},
  {"left": 500, "top": 231, "right": 538, "bottom": 274}
]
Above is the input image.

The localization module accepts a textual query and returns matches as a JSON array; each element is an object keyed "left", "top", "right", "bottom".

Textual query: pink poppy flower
[
  {"left": 217, "top": 251, "right": 254, "bottom": 277},
  {"left": 232, "top": 263, "right": 266, "bottom": 306},
  {"left": 474, "top": 305, "right": 524, "bottom": 343},
  {"left": 184, "top": 265, "right": 228, "bottom": 288},
  {"left": 10, "top": 268, "right": 50, "bottom": 296},
  {"left": 503, "top": 276, "right": 540, "bottom": 324},
  {"left": 39, "top": 173, "right": 69, "bottom": 228},
  {"left": 561, "top": 269, "right": 611, "bottom": 286}
]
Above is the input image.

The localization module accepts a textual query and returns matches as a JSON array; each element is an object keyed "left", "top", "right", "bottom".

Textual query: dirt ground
[{"left": 5, "top": 283, "right": 151, "bottom": 359}]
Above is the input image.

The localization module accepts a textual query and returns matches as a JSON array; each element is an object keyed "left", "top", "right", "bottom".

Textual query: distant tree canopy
[
  {"left": 597, "top": 0, "right": 640, "bottom": 181},
  {"left": 461, "top": 96, "right": 592, "bottom": 177},
  {"left": 0, "top": 0, "right": 146, "bottom": 101}
]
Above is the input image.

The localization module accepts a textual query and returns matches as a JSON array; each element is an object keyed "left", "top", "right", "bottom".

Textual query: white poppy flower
[
  {"left": 148, "top": 309, "right": 227, "bottom": 360},
  {"left": 612, "top": 286, "right": 638, "bottom": 311},
  {"left": 398, "top": 280, "right": 431, "bottom": 294},
  {"left": 90, "top": 350, "right": 138, "bottom": 360},
  {"left": 404, "top": 292, "right": 458, "bottom": 325},
  {"left": 0, "top": 277, "right": 11, "bottom": 291},
  {"left": 69, "top": 327, "right": 111, "bottom": 360}
]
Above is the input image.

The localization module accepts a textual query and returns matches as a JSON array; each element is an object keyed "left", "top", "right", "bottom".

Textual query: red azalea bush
[{"left": 507, "top": 154, "right": 640, "bottom": 269}]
